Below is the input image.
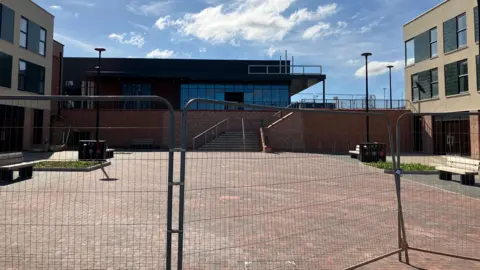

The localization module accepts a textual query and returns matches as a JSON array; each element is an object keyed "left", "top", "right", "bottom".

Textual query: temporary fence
[
  {"left": 178, "top": 99, "right": 406, "bottom": 269},
  {"left": 395, "top": 111, "right": 480, "bottom": 266},
  {"left": 0, "top": 96, "right": 175, "bottom": 269}
]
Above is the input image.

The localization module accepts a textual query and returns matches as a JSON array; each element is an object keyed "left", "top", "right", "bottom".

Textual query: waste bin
[
  {"left": 358, "top": 143, "right": 386, "bottom": 163},
  {"left": 78, "top": 140, "right": 108, "bottom": 160}
]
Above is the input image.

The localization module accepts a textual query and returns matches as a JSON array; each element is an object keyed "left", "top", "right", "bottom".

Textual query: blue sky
[{"left": 35, "top": 0, "right": 443, "bottom": 100}]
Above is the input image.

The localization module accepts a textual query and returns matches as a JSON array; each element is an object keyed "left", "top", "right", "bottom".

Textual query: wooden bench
[
  {"left": 436, "top": 156, "right": 480, "bottom": 186},
  {"left": 131, "top": 139, "right": 154, "bottom": 149},
  {"left": 0, "top": 153, "right": 38, "bottom": 182},
  {"left": 349, "top": 145, "right": 360, "bottom": 159}
]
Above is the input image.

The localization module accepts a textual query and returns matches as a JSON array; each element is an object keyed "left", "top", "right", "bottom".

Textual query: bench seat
[{"left": 436, "top": 156, "right": 480, "bottom": 186}]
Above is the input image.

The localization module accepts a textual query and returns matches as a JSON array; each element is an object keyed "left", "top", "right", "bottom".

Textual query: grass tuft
[
  {"left": 35, "top": 161, "right": 104, "bottom": 169},
  {"left": 366, "top": 161, "right": 435, "bottom": 171}
]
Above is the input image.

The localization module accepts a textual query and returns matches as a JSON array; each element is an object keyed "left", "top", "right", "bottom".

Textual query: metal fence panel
[
  {"left": 0, "top": 96, "right": 175, "bottom": 269},
  {"left": 396, "top": 112, "right": 480, "bottom": 267},
  {"left": 178, "top": 99, "right": 404, "bottom": 269}
]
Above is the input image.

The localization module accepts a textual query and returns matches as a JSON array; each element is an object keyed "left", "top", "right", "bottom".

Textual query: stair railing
[{"left": 192, "top": 118, "right": 229, "bottom": 150}]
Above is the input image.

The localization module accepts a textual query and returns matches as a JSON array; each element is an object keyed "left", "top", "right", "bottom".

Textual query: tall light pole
[
  {"left": 94, "top": 48, "right": 106, "bottom": 142},
  {"left": 387, "top": 65, "right": 394, "bottom": 109},
  {"left": 362, "top": 52, "right": 372, "bottom": 143}
]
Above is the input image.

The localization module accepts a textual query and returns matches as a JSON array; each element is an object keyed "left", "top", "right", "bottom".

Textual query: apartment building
[
  {"left": 404, "top": 0, "right": 480, "bottom": 158},
  {"left": 0, "top": 0, "right": 54, "bottom": 151}
]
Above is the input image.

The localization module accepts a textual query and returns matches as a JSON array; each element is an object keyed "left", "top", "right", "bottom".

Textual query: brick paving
[{"left": 0, "top": 152, "right": 479, "bottom": 269}]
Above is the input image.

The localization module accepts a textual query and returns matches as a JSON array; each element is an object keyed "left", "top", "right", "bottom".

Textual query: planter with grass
[
  {"left": 365, "top": 161, "right": 437, "bottom": 175},
  {"left": 34, "top": 160, "right": 111, "bottom": 172}
]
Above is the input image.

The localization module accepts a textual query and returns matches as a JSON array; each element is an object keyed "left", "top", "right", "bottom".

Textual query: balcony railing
[
  {"left": 248, "top": 65, "right": 323, "bottom": 75},
  {"left": 293, "top": 99, "right": 410, "bottom": 110}
]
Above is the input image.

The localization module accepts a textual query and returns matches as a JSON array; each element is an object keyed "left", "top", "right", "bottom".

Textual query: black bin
[
  {"left": 78, "top": 140, "right": 108, "bottom": 160},
  {"left": 358, "top": 143, "right": 387, "bottom": 163}
]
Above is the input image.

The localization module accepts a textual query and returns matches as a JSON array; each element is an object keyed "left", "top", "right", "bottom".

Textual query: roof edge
[
  {"left": 403, "top": 0, "right": 449, "bottom": 27},
  {"left": 28, "top": 0, "right": 54, "bottom": 18}
]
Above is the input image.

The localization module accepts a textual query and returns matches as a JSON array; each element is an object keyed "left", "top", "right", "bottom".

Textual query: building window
[
  {"left": 458, "top": 59, "right": 468, "bottom": 93},
  {"left": 0, "top": 4, "right": 14, "bottom": 43},
  {"left": 18, "top": 61, "right": 26, "bottom": 90},
  {"left": 411, "top": 74, "right": 419, "bottom": 101},
  {"left": 457, "top": 14, "right": 467, "bottom": 48},
  {"left": 20, "top": 17, "right": 28, "bottom": 48},
  {"left": 18, "top": 59, "right": 45, "bottom": 94},
  {"left": 0, "top": 51, "right": 12, "bottom": 88},
  {"left": 180, "top": 84, "right": 290, "bottom": 110},
  {"left": 39, "top": 28, "right": 46, "bottom": 56},
  {"left": 431, "top": 69, "right": 438, "bottom": 97},
  {"left": 405, "top": 39, "right": 415, "bottom": 66},
  {"left": 121, "top": 83, "right": 152, "bottom": 109},
  {"left": 430, "top": 28, "right": 437, "bottom": 58}
]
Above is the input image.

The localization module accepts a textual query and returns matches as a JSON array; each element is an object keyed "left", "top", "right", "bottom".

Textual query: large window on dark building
[
  {"left": 405, "top": 39, "right": 415, "bottom": 66},
  {"left": 445, "top": 59, "right": 469, "bottom": 96},
  {"left": 0, "top": 51, "right": 12, "bottom": 88},
  {"left": 0, "top": 4, "right": 14, "bottom": 43},
  {"left": 411, "top": 68, "right": 439, "bottom": 101},
  {"left": 121, "top": 83, "right": 152, "bottom": 109},
  {"left": 181, "top": 84, "right": 290, "bottom": 110},
  {"left": 18, "top": 60, "right": 45, "bottom": 94},
  {"left": 444, "top": 13, "right": 467, "bottom": 53}
]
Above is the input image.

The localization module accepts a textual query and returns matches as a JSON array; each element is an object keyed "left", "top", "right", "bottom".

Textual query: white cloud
[
  {"left": 354, "top": 60, "right": 402, "bottom": 78},
  {"left": 266, "top": 46, "right": 277, "bottom": 57},
  {"left": 127, "top": 1, "right": 173, "bottom": 16},
  {"left": 155, "top": 0, "right": 339, "bottom": 43},
  {"left": 302, "top": 21, "right": 347, "bottom": 40},
  {"left": 49, "top": 5, "right": 62, "bottom": 10},
  {"left": 129, "top": 21, "right": 150, "bottom": 31},
  {"left": 68, "top": 0, "right": 95, "bottom": 7},
  {"left": 74, "top": 12, "right": 80, "bottom": 18},
  {"left": 351, "top": 12, "right": 360, "bottom": 19},
  {"left": 199, "top": 47, "right": 207, "bottom": 53},
  {"left": 108, "top": 32, "right": 145, "bottom": 48},
  {"left": 346, "top": 59, "right": 360, "bottom": 66},
  {"left": 146, "top": 49, "right": 176, "bottom": 58},
  {"left": 54, "top": 32, "right": 103, "bottom": 52},
  {"left": 360, "top": 17, "right": 384, "bottom": 33}
]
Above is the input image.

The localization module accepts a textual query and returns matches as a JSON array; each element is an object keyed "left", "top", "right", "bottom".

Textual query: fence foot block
[
  {"left": 0, "top": 171, "right": 13, "bottom": 182},
  {"left": 461, "top": 174, "right": 475, "bottom": 186},
  {"left": 439, "top": 171, "right": 452, "bottom": 181}
]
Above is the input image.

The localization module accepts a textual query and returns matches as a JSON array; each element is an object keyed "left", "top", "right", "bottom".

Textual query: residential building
[
  {"left": 0, "top": 0, "right": 54, "bottom": 152},
  {"left": 403, "top": 0, "right": 480, "bottom": 158}
]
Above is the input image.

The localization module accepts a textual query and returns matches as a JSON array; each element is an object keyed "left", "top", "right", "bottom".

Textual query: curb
[
  {"left": 34, "top": 161, "right": 111, "bottom": 172},
  {"left": 383, "top": 169, "right": 438, "bottom": 175}
]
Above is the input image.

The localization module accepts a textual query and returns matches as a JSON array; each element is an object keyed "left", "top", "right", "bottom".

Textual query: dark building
[{"left": 62, "top": 58, "right": 325, "bottom": 110}]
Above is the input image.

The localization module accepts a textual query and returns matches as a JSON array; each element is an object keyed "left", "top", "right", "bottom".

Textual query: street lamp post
[
  {"left": 387, "top": 65, "right": 394, "bottom": 109},
  {"left": 94, "top": 48, "right": 106, "bottom": 142},
  {"left": 361, "top": 52, "right": 372, "bottom": 143}
]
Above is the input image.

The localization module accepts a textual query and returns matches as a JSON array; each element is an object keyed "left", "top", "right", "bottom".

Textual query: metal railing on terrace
[
  {"left": 293, "top": 99, "right": 411, "bottom": 110},
  {"left": 248, "top": 65, "right": 323, "bottom": 75}
]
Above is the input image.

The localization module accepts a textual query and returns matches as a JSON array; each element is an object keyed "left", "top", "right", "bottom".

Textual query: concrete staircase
[{"left": 198, "top": 131, "right": 261, "bottom": 152}]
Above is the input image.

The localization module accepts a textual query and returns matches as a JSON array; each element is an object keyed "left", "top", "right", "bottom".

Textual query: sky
[{"left": 35, "top": 0, "right": 444, "bottom": 101}]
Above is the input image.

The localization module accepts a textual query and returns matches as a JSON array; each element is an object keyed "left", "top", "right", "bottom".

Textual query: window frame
[
  {"left": 430, "top": 68, "right": 439, "bottom": 98},
  {"left": 430, "top": 27, "right": 438, "bottom": 58},
  {"left": 456, "top": 13, "right": 467, "bottom": 48},
  {"left": 0, "top": 5, "right": 3, "bottom": 37},
  {"left": 18, "top": 60, "right": 26, "bottom": 91},
  {"left": 411, "top": 74, "right": 419, "bottom": 101},
  {"left": 458, "top": 59, "right": 469, "bottom": 93},
  {"left": 405, "top": 38, "right": 415, "bottom": 66},
  {"left": 20, "top": 17, "right": 28, "bottom": 49},
  {"left": 39, "top": 27, "right": 46, "bottom": 56}
]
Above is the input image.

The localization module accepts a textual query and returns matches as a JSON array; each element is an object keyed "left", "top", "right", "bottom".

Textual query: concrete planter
[
  {"left": 383, "top": 169, "right": 439, "bottom": 175},
  {"left": 34, "top": 161, "right": 111, "bottom": 172}
]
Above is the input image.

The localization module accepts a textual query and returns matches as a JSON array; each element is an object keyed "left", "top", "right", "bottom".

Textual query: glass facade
[{"left": 180, "top": 83, "right": 290, "bottom": 110}]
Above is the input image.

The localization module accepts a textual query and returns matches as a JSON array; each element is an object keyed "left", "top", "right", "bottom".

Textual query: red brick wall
[
  {"left": 58, "top": 109, "right": 411, "bottom": 152},
  {"left": 470, "top": 113, "right": 480, "bottom": 159}
]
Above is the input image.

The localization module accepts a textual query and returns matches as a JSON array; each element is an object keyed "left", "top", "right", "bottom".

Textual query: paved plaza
[{"left": 0, "top": 152, "right": 479, "bottom": 269}]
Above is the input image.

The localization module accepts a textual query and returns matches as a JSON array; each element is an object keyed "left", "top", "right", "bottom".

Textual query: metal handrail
[
  {"left": 192, "top": 118, "right": 229, "bottom": 149},
  {"left": 248, "top": 64, "right": 323, "bottom": 75}
]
